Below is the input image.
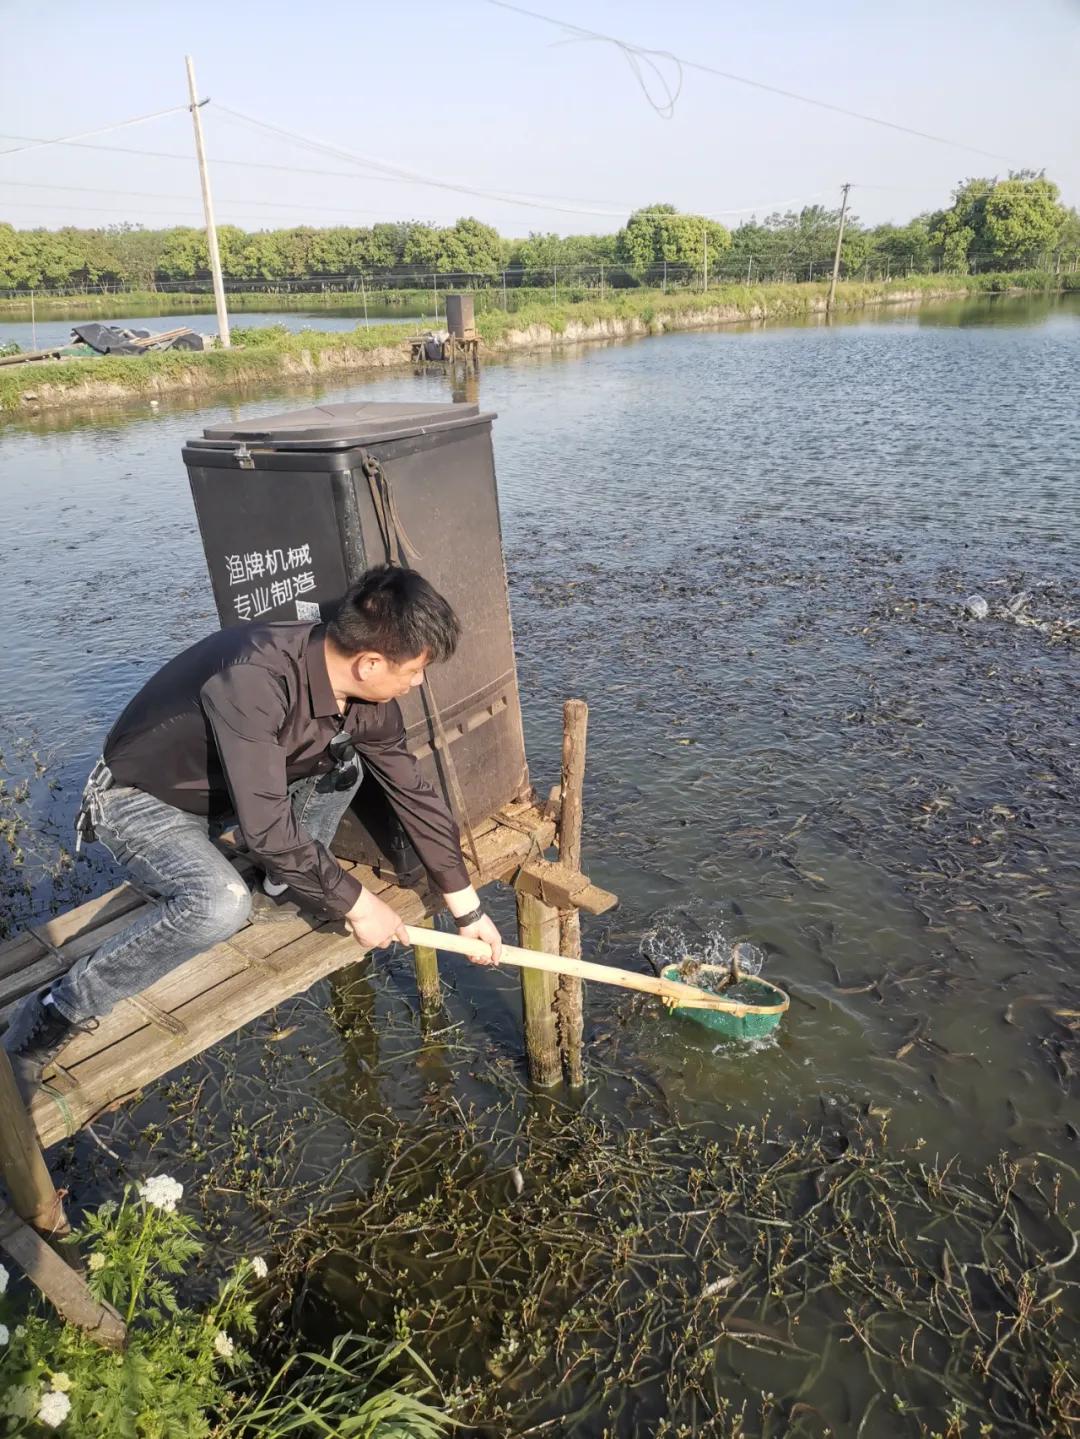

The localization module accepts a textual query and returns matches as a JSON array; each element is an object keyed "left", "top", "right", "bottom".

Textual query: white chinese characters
[{"left": 225, "top": 542, "right": 316, "bottom": 622}]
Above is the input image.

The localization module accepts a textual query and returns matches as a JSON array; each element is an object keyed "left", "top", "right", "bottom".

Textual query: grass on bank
[{"left": 0, "top": 271, "right": 1072, "bottom": 415}]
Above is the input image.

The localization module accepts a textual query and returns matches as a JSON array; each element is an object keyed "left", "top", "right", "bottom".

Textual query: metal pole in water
[{"left": 185, "top": 56, "right": 231, "bottom": 347}]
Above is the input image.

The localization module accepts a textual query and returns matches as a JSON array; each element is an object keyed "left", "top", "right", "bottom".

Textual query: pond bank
[{"left": 0, "top": 273, "right": 1061, "bottom": 416}]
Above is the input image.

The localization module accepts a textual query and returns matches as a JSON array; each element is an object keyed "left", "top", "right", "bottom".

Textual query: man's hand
[
  {"left": 443, "top": 884, "right": 503, "bottom": 965},
  {"left": 458, "top": 911, "right": 503, "bottom": 965},
  {"left": 344, "top": 888, "right": 408, "bottom": 950}
]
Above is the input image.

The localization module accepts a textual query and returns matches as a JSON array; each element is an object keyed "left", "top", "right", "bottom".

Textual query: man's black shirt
[{"left": 104, "top": 621, "right": 468, "bottom": 917}]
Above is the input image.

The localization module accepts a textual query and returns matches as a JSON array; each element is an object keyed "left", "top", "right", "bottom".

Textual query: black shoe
[{"left": 3, "top": 988, "right": 96, "bottom": 1102}]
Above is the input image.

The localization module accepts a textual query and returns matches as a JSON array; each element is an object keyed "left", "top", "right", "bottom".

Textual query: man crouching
[{"left": 4, "top": 565, "right": 502, "bottom": 1098}]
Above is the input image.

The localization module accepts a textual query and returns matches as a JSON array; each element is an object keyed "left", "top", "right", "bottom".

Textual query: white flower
[
  {"left": 213, "top": 1331, "right": 235, "bottom": 1359},
  {"left": 49, "top": 1373, "right": 72, "bottom": 1393},
  {"left": 137, "top": 1175, "right": 184, "bottom": 1213},
  {"left": 250, "top": 1256, "right": 268, "bottom": 1280},
  {"left": 38, "top": 1389, "right": 72, "bottom": 1428},
  {"left": 0, "top": 1262, "right": 7, "bottom": 1294},
  {"left": 0, "top": 1324, "right": 8, "bottom": 1347},
  {"left": 88, "top": 1251, "right": 106, "bottom": 1272}
]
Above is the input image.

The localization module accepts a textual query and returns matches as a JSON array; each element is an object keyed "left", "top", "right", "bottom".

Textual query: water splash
[{"left": 639, "top": 903, "right": 765, "bottom": 979}]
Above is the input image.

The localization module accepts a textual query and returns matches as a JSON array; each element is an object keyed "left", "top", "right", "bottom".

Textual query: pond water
[
  {"left": 1, "top": 293, "right": 1077, "bottom": 1435},
  {"left": 0, "top": 306, "right": 420, "bottom": 352}
]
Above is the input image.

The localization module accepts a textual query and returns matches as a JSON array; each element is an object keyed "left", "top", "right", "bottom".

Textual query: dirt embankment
[{"left": 0, "top": 286, "right": 989, "bottom": 416}]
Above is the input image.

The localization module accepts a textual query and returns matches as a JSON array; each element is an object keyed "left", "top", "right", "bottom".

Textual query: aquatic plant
[{"left": 267, "top": 1084, "right": 1079, "bottom": 1437}]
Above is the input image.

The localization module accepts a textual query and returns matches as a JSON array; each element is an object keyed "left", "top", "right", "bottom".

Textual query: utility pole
[
  {"left": 827, "top": 182, "right": 851, "bottom": 314},
  {"left": 185, "top": 56, "right": 230, "bottom": 347},
  {"left": 703, "top": 223, "right": 709, "bottom": 293}
]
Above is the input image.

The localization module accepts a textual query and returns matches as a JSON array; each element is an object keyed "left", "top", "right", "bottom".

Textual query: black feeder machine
[{"left": 182, "top": 401, "right": 530, "bottom": 885}]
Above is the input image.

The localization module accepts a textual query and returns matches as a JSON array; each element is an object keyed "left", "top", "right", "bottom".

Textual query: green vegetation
[
  {"left": 1, "top": 172, "right": 1076, "bottom": 297},
  {"left": 0, "top": 1178, "right": 448, "bottom": 1437},
  {"left": 0, "top": 273, "right": 1071, "bottom": 417}
]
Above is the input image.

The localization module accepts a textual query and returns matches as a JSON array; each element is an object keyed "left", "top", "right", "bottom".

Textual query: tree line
[{"left": 1, "top": 172, "right": 1076, "bottom": 293}]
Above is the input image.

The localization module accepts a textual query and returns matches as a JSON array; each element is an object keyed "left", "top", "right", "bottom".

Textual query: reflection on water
[{"left": 2, "top": 292, "right": 1077, "bottom": 1434}]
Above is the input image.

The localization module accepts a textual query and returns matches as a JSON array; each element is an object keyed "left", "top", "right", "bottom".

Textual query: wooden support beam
[
  {"left": 556, "top": 700, "right": 588, "bottom": 1087},
  {"left": 516, "top": 891, "right": 561, "bottom": 1088},
  {"left": 515, "top": 858, "right": 617, "bottom": 916},
  {"left": 0, "top": 1205, "right": 126, "bottom": 1350},
  {"left": 0, "top": 1048, "right": 68, "bottom": 1236},
  {"left": 412, "top": 915, "right": 441, "bottom": 1016}
]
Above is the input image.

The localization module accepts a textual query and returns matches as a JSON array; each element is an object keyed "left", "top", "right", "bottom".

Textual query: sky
[{"left": 1, "top": 0, "right": 1078, "bottom": 237}]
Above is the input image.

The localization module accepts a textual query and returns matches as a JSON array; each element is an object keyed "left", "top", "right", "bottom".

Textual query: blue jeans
[{"left": 50, "top": 768, "right": 362, "bottom": 1024}]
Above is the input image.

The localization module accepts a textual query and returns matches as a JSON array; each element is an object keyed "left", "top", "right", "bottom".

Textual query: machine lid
[{"left": 197, "top": 401, "right": 494, "bottom": 451}]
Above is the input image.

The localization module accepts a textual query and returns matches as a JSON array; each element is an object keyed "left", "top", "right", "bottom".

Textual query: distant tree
[
  {"left": 508, "top": 230, "right": 618, "bottom": 282},
  {"left": 617, "top": 204, "right": 730, "bottom": 273},
  {"left": 428, "top": 217, "right": 503, "bottom": 273},
  {"left": 401, "top": 223, "right": 441, "bottom": 271},
  {"left": 982, "top": 173, "right": 1067, "bottom": 268},
  {"left": 1057, "top": 208, "right": 1080, "bottom": 268},
  {"left": 104, "top": 225, "right": 167, "bottom": 289},
  {"left": 866, "top": 219, "right": 932, "bottom": 275},
  {"left": 156, "top": 227, "right": 209, "bottom": 281},
  {"left": 840, "top": 228, "right": 870, "bottom": 277},
  {"left": 369, "top": 222, "right": 409, "bottom": 269},
  {"left": 238, "top": 231, "right": 286, "bottom": 281},
  {"left": 0, "top": 183, "right": 1068, "bottom": 296},
  {"left": 509, "top": 231, "right": 564, "bottom": 281},
  {"left": 930, "top": 173, "right": 1065, "bottom": 272},
  {"left": 0, "top": 223, "right": 28, "bottom": 288}
]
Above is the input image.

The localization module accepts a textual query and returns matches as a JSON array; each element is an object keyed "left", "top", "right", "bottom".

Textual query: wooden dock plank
[
  {"left": 0, "top": 884, "right": 147, "bottom": 979},
  {"left": 0, "top": 799, "right": 536, "bottom": 1015},
  {"left": 18, "top": 804, "right": 553, "bottom": 1150}
]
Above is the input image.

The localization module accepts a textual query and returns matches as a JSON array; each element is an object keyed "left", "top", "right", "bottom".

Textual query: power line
[
  {"left": 0, "top": 124, "right": 821, "bottom": 224},
  {"left": 214, "top": 104, "right": 641, "bottom": 218},
  {"left": 214, "top": 105, "right": 834, "bottom": 223},
  {"left": 0, "top": 176, "right": 466, "bottom": 223},
  {"left": 486, "top": 0, "right": 1017, "bottom": 162},
  {"left": 0, "top": 105, "right": 192, "bottom": 159}
]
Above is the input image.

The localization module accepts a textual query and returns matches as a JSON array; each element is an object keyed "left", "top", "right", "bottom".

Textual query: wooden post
[
  {"left": 516, "top": 891, "right": 561, "bottom": 1087},
  {"left": 0, "top": 1206, "right": 126, "bottom": 1350},
  {"left": 0, "top": 1048, "right": 68, "bottom": 1236},
  {"left": 412, "top": 915, "right": 441, "bottom": 1017},
  {"left": 556, "top": 699, "right": 588, "bottom": 1087}
]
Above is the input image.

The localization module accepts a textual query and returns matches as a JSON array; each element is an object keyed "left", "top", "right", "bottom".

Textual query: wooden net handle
[{"left": 401, "top": 925, "right": 784, "bottom": 1014}]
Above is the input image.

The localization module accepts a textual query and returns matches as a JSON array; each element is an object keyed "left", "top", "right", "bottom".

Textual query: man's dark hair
[{"left": 327, "top": 565, "right": 460, "bottom": 665}]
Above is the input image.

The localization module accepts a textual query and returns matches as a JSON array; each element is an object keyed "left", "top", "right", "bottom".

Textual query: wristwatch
[{"left": 453, "top": 906, "right": 486, "bottom": 931}]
